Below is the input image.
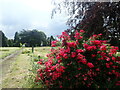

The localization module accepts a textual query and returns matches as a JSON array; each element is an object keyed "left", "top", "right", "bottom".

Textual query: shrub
[{"left": 35, "top": 30, "right": 120, "bottom": 88}]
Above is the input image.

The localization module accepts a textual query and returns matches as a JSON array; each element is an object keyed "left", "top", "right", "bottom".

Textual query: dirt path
[
  {"left": 0, "top": 49, "right": 23, "bottom": 88},
  {"left": 0, "top": 49, "right": 22, "bottom": 75},
  {"left": 0, "top": 49, "right": 22, "bottom": 61},
  {"left": 0, "top": 49, "right": 32, "bottom": 88}
]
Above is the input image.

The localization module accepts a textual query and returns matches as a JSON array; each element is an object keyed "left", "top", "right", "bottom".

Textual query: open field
[
  {"left": 1, "top": 48, "right": 32, "bottom": 88},
  {"left": 1, "top": 54, "right": 31, "bottom": 88},
  {"left": 22, "top": 47, "right": 51, "bottom": 57},
  {"left": 1, "top": 47, "right": 51, "bottom": 88},
  {"left": 34, "top": 47, "right": 51, "bottom": 57},
  {"left": 0, "top": 47, "right": 20, "bottom": 59}
]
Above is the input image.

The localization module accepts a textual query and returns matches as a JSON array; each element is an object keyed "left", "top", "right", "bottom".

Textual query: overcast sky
[{"left": 0, "top": 0, "right": 69, "bottom": 39}]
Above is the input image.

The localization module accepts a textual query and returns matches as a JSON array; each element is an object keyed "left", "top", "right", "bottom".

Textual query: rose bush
[{"left": 35, "top": 30, "right": 120, "bottom": 88}]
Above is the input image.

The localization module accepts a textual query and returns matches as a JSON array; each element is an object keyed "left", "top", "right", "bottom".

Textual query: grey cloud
[{"left": 0, "top": 0, "right": 68, "bottom": 39}]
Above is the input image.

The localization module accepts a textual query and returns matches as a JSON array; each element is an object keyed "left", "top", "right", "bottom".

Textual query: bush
[{"left": 35, "top": 30, "right": 120, "bottom": 88}]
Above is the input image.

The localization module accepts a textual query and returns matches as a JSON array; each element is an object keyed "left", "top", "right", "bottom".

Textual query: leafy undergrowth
[{"left": 116, "top": 52, "right": 120, "bottom": 57}]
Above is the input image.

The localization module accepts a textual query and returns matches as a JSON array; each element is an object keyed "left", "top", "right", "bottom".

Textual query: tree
[
  {"left": 39, "top": 31, "right": 47, "bottom": 46},
  {"left": 47, "top": 36, "right": 56, "bottom": 46},
  {"left": 52, "top": 1, "right": 120, "bottom": 49},
  {"left": 14, "top": 32, "right": 20, "bottom": 47},
  {"left": 0, "top": 31, "right": 2, "bottom": 47},
  {"left": 18, "top": 29, "right": 47, "bottom": 47},
  {"left": 0, "top": 31, "right": 8, "bottom": 47},
  {"left": 8, "top": 39, "right": 14, "bottom": 47}
]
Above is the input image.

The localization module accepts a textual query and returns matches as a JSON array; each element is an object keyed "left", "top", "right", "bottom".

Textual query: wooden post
[{"left": 32, "top": 46, "right": 34, "bottom": 53}]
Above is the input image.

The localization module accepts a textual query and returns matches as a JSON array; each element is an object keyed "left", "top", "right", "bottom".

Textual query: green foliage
[
  {"left": 55, "top": 41, "right": 61, "bottom": 46},
  {"left": 14, "top": 32, "right": 20, "bottom": 47},
  {"left": 52, "top": 1, "right": 120, "bottom": 49},
  {"left": 8, "top": 39, "right": 14, "bottom": 47},
  {"left": 25, "top": 47, "right": 51, "bottom": 88},
  {"left": 35, "top": 30, "right": 120, "bottom": 88},
  {"left": 19, "top": 29, "right": 47, "bottom": 47},
  {"left": 1, "top": 29, "right": 48, "bottom": 47},
  {"left": 20, "top": 43, "right": 23, "bottom": 47},
  {"left": 47, "top": 35, "right": 56, "bottom": 46},
  {"left": 116, "top": 52, "right": 120, "bottom": 57},
  {"left": 26, "top": 54, "right": 45, "bottom": 88},
  {"left": 0, "top": 31, "right": 8, "bottom": 47}
]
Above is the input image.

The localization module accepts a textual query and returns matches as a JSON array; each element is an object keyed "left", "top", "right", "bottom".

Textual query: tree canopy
[
  {"left": 0, "top": 31, "right": 8, "bottom": 47},
  {"left": 52, "top": 1, "right": 120, "bottom": 48},
  {"left": 18, "top": 29, "right": 47, "bottom": 47},
  {"left": 47, "top": 35, "right": 56, "bottom": 46},
  {"left": 14, "top": 32, "right": 20, "bottom": 47},
  {"left": 1, "top": 29, "right": 52, "bottom": 47},
  {"left": 8, "top": 39, "right": 14, "bottom": 47}
]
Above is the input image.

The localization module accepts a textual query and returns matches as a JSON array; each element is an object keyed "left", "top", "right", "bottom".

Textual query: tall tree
[
  {"left": 14, "top": 32, "right": 20, "bottom": 47},
  {"left": 40, "top": 31, "right": 47, "bottom": 46},
  {"left": 0, "top": 31, "right": 2, "bottom": 47},
  {"left": 0, "top": 31, "right": 8, "bottom": 47},
  {"left": 52, "top": 1, "right": 120, "bottom": 48},
  {"left": 19, "top": 29, "right": 47, "bottom": 47},
  {"left": 47, "top": 36, "right": 56, "bottom": 46},
  {"left": 8, "top": 39, "right": 14, "bottom": 47}
]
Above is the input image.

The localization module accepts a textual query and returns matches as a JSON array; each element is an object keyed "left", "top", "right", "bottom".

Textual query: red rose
[
  {"left": 106, "top": 63, "right": 110, "bottom": 68},
  {"left": 87, "top": 63, "right": 94, "bottom": 68},
  {"left": 76, "top": 49, "right": 84, "bottom": 53},
  {"left": 80, "top": 30, "right": 85, "bottom": 33},
  {"left": 100, "top": 45, "right": 106, "bottom": 50},
  {"left": 71, "top": 52, "right": 76, "bottom": 58},
  {"left": 37, "top": 61, "right": 42, "bottom": 65}
]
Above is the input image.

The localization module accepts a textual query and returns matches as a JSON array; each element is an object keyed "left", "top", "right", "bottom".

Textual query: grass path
[
  {"left": 0, "top": 47, "right": 20, "bottom": 59},
  {"left": 1, "top": 47, "right": 51, "bottom": 89},
  {"left": 1, "top": 51, "right": 32, "bottom": 88}
]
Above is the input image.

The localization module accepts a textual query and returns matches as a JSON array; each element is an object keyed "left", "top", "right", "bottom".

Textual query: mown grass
[
  {"left": 2, "top": 49, "right": 32, "bottom": 88},
  {"left": 24, "top": 47, "right": 52, "bottom": 88},
  {"left": 21, "top": 47, "right": 51, "bottom": 58},
  {"left": 1, "top": 47, "right": 51, "bottom": 88},
  {"left": 0, "top": 47, "right": 20, "bottom": 59},
  {"left": 34, "top": 47, "right": 51, "bottom": 57}
]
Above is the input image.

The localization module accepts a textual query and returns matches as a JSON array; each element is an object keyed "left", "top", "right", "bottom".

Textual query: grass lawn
[
  {"left": 1, "top": 49, "right": 32, "bottom": 88},
  {"left": 21, "top": 47, "right": 52, "bottom": 88},
  {"left": 0, "top": 47, "right": 20, "bottom": 59},
  {"left": 22, "top": 47, "right": 51, "bottom": 57},
  {"left": 34, "top": 47, "right": 51, "bottom": 57},
  {"left": 21, "top": 47, "right": 51, "bottom": 58},
  {"left": 1, "top": 47, "right": 51, "bottom": 88}
]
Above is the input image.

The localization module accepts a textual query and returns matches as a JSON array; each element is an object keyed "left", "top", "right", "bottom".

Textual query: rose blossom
[{"left": 87, "top": 63, "right": 94, "bottom": 68}]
